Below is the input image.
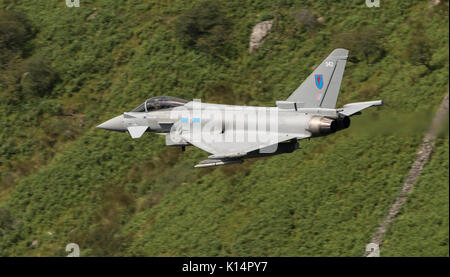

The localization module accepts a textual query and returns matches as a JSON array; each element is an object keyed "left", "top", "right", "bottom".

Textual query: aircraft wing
[
  {"left": 179, "top": 130, "right": 309, "bottom": 160},
  {"left": 339, "top": 100, "right": 383, "bottom": 116}
]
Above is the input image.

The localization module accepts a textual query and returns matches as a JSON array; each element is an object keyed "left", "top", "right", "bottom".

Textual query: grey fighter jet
[{"left": 97, "top": 49, "right": 383, "bottom": 168}]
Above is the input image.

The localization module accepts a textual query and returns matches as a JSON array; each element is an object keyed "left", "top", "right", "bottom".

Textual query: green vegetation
[
  {"left": 174, "top": 1, "right": 232, "bottom": 56},
  {"left": 382, "top": 131, "right": 449, "bottom": 257},
  {"left": 0, "top": 0, "right": 448, "bottom": 256}
]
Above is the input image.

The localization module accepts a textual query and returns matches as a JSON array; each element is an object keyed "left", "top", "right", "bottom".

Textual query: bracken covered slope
[{"left": 0, "top": 0, "right": 448, "bottom": 256}]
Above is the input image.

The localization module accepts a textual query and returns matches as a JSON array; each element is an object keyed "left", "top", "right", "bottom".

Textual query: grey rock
[{"left": 249, "top": 20, "right": 273, "bottom": 53}]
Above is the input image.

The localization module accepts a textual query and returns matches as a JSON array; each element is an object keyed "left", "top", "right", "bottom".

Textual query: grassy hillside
[
  {"left": 382, "top": 129, "right": 449, "bottom": 257},
  {"left": 0, "top": 0, "right": 448, "bottom": 256}
]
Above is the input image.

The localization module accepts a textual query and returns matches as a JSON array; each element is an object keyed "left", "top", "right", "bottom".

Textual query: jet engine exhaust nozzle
[
  {"left": 337, "top": 116, "right": 351, "bottom": 130},
  {"left": 307, "top": 116, "right": 337, "bottom": 136}
]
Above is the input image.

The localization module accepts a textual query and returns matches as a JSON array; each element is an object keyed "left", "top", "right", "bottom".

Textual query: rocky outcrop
[{"left": 249, "top": 20, "right": 273, "bottom": 53}]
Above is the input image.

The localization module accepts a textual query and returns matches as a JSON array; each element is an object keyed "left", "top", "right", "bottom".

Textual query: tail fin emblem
[{"left": 315, "top": 74, "right": 324, "bottom": 89}]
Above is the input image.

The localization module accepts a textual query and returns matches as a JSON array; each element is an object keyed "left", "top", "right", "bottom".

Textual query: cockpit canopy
[{"left": 131, "top": 96, "right": 189, "bottom": 112}]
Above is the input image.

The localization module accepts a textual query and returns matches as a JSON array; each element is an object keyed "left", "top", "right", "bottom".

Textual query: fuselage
[{"left": 98, "top": 101, "right": 348, "bottom": 140}]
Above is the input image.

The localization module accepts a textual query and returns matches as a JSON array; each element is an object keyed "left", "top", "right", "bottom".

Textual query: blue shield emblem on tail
[{"left": 315, "top": 74, "right": 323, "bottom": 89}]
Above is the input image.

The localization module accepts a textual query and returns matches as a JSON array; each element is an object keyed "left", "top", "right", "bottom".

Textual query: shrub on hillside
[
  {"left": 18, "top": 57, "right": 59, "bottom": 97},
  {"left": 0, "top": 10, "right": 33, "bottom": 67},
  {"left": 332, "top": 25, "right": 385, "bottom": 64},
  {"left": 174, "top": 1, "right": 232, "bottom": 56},
  {"left": 404, "top": 22, "right": 434, "bottom": 71},
  {"left": 292, "top": 9, "right": 318, "bottom": 30},
  {"left": 0, "top": 207, "right": 14, "bottom": 233}
]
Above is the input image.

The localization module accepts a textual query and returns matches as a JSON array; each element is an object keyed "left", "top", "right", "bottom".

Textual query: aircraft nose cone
[{"left": 97, "top": 115, "right": 126, "bottom": 131}]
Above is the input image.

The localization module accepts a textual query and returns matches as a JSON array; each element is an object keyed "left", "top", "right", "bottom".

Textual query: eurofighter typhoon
[{"left": 97, "top": 49, "right": 383, "bottom": 168}]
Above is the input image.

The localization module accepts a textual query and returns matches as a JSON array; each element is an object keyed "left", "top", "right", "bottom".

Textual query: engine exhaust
[
  {"left": 336, "top": 116, "right": 350, "bottom": 130},
  {"left": 308, "top": 116, "right": 337, "bottom": 136}
]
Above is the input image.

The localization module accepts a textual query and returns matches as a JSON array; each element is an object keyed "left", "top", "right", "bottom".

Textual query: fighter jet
[{"left": 97, "top": 49, "right": 383, "bottom": 168}]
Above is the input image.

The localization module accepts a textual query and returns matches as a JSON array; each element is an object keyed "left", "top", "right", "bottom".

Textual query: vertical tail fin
[{"left": 286, "top": 48, "right": 349, "bottom": 108}]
